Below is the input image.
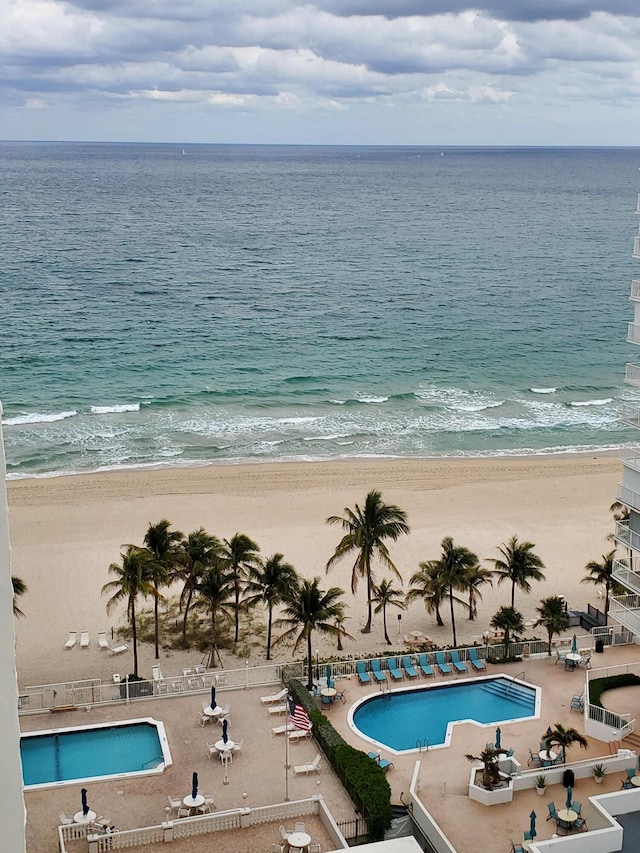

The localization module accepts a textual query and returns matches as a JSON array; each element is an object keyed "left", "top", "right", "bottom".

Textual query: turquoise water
[
  {"left": 21, "top": 722, "right": 164, "bottom": 786},
  {"left": 352, "top": 677, "right": 536, "bottom": 751},
  {"left": 1, "top": 143, "right": 639, "bottom": 477}
]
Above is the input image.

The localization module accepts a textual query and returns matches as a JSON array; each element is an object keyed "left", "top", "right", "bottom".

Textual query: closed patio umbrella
[
  {"left": 529, "top": 810, "right": 537, "bottom": 839},
  {"left": 81, "top": 788, "right": 89, "bottom": 817},
  {"left": 566, "top": 785, "right": 572, "bottom": 810},
  {"left": 191, "top": 772, "right": 198, "bottom": 801},
  {"left": 495, "top": 727, "right": 502, "bottom": 750},
  {"left": 571, "top": 635, "right": 577, "bottom": 654},
  {"left": 222, "top": 717, "right": 229, "bottom": 744},
  {"left": 210, "top": 686, "right": 216, "bottom": 709}
]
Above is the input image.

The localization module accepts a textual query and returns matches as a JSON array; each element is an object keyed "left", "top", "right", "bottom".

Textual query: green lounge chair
[
  {"left": 468, "top": 648, "right": 486, "bottom": 671},
  {"left": 356, "top": 661, "right": 371, "bottom": 684},
  {"left": 401, "top": 655, "right": 418, "bottom": 678},
  {"left": 435, "top": 651, "right": 452, "bottom": 675},
  {"left": 387, "top": 657, "right": 403, "bottom": 680},
  {"left": 417, "top": 653, "right": 434, "bottom": 677},
  {"left": 370, "top": 659, "right": 387, "bottom": 682}
]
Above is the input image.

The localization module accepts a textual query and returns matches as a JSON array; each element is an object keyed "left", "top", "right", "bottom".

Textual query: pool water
[
  {"left": 21, "top": 720, "right": 167, "bottom": 787},
  {"left": 351, "top": 676, "right": 538, "bottom": 753}
]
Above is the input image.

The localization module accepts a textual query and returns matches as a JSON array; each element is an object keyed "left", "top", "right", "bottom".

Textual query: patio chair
[
  {"left": 199, "top": 713, "right": 212, "bottom": 727},
  {"left": 219, "top": 749, "right": 233, "bottom": 764},
  {"left": 232, "top": 738, "right": 244, "bottom": 755},
  {"left": 177, "top": 808, "right": 190, "bottom": 819},
  {"left": 167, "top": 795, "right": 181, "bottom": 813},
  {"left": 260, "top": 687, "right": 288, "bottom": 705},
  {"left": 509, "top": 840, "right": 525, "bottom": 853},
  {"left": 370, "top": 659, "right": 387, "bottom": 682},
  {"left": 486, "top": 742, "right": 495, "bottom": 752},
  {"left": 203, "top": 794, "right": 216, "bottom": 811},
  {"left": 527, "top": 748, "right": 541, "bottom": 766},
  {"left": 80, "top": 630, "right": 90, "bottom": 649},
  {"left": 356, "top": 661, "right": 371, "bottom": 684},
  {"left": 401, "top": 655, "right": 418, "bottom": 678},
  {"left": 450, "top": 650, "right": 467, "bottom": 673},
  {"left": 435, "top": 651, "right": 452, "bottom": 675},
  {"left": 58, "top": 811, "right": 74, "bottom": 825},
  {"left": 216, "top": 703, "right": 231, "bottom": 721},
  {"left": 293, "top": 754, "right": 321, "bottom": 775},
  {"left": 572, "top": 801, "right": 582, "bottom": 815},
  {"left": 334, "top": 688, "right": 347, "bottom": 704},
  {"left": 309, "top": 844, "right": 322, "bottom": 853},
  {"left": 523, "top": 830, "right": 535, "bottom": 842},
  {"left": 569, "top": 694, "right": 584, "bottom": 713},
  {"left": 546, "top": 802, "right": 559, "bottom": 821},
  {"left": 417, "top": 653, "right": 434, "bottom": 678},
  {"left": 468, "top": 648, "right": 486, "bottom": 670},
  {"left": 387, "top": 657, "right": 403, "bottom": 680},
  {"left": 579, "top": 654, "right": 592, "bottom": 669},
  {"left": 573, "top": 816, "right": 588, "bottom": 832},
  {"left": 621, "top": 778, "right": 634, "bottom": 790},
  {"left": 97, "top": 631, "right": 109, "bottom": 650},
  {"left": 207, "top": 742, "right": 219, "bottom": 759},
  {"left": 294, "top": 822, "right": 306, "bottom": 833},
  {"left": 279, "top": 825, "right": 291, "bottom": 840},
  {"left": 555, "top": 649, "right": 567, "bottom": 665},
  {"left": 321, "top": 694, "right": 332, "bottom": 709},
  {"left": 64, "top": 632, "right": 77, "bottom": 650},
  {"left": 627, "top": 767, "right": 636, "bottom": 780}
]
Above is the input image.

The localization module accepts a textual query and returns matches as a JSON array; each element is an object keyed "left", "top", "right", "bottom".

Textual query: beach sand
[{"left": 8, "top": 455, "right": 620, "bottom": 688}]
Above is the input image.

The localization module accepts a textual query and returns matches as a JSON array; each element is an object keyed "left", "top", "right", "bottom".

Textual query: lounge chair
[
  {"left": 356, "top": 661, "right": 371, "bottom": 684},
  {"left": 468, "top": 648, "right": 486, "bottom": 671},
  {"left": 267, "top": 704, "right": 288, "bottom": 716},
  {"left": 435, "top": 651, "right": 452, "bottom": 675},
  {"left": 260, "top": 687, "right": 288, "bottom": 705},
  {"left": 64, "top": 632, "right": 77, "bottom": 650},
  {"left": 97, "top": 632, "right": 109, "bottom": 651},
  {"left": 387, "top": 657, "right": 403, "bottom": 680},
  {"left": 450, "top": 650, "right": 467, "bottom": 673},
  {"left": 271, "top": 723, "right": 295, "bottom": 736},
  {"left": 370, "top": 659, "right": 387, "bottom": 682},
  {"left": 401, "top": 655, "right": 418, "bottom": 678},
  {"left": 417, "top": 653, "right": 434, "bottom": 677},
  {"left": 367, "top": 751, "right": 394, "bottom": 772},
  {"left": 80, "top": 631, "right": 90, "bottom": 649},
  {"left": 293, "top": 754, "right": 321, "bottom": 775},
  {"left": 288, "top": 728, "right": 312, "bottom": 742},
  {"left": 107, "top": 643, "right": 128, "bottom": 655}
]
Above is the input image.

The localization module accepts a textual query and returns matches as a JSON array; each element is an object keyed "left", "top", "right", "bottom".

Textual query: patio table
[
  {"left": 74, "top": 810, "right": 97, "bottom": 825},
  {"left": 287, "top": 830, "right": 311, "bottom": 851}
]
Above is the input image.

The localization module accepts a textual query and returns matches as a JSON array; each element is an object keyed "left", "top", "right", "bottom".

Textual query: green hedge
[
  {"left": 288, "top": 679, "right": 392, "bottom": 841},
  {"left": 588, "top": 673, "right": 640, "bottom": 708}
]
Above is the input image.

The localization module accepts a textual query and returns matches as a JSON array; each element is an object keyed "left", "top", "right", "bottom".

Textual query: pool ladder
[
  {"left": 416, "top": 737, "right": 429, "bottom": 753},
  {"left": 505, "top": 671, "right": 526, "bottom": 697}
]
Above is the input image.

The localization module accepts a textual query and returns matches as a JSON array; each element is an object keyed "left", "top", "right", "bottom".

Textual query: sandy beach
[{"left": 8, "top": 455, "right": 620, "bottom": 688}]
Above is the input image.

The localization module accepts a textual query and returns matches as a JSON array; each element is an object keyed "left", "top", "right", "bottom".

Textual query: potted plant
[
  {"left": 592, "top": 763, "right": 607, "bottom": 784},
  {"left": 465, "top": 748, "right": 503, "bottom": 790},
  {"left": 535, "top": 774, "right": 547, "bottom": 796}
]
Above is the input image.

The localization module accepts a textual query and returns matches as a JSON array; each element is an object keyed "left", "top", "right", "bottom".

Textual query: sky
[{"left": 1, "top": 1, "right": 640, "bottom": 145}]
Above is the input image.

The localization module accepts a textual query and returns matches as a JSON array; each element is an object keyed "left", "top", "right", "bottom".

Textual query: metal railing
[
  {"left": 617, "top": 483, "right": 640, "bottom": 513},
  {"left": 631, "top": 280, "right": 640, "bottom": 301},
  {"left": 628, "top": 323, "right": 640, "bottom": 346},
  {"left": 613, "top": 520, "right": 640, "bottom": 552},
  {"left": 609, "top": 594, "right": 640, "bottom": 635},
  {"left": 634, "top": 236, "right": 640, "bottom": 259},
  {"left": 612, "top": 561, "right": 640, "bottom": 595},
  {"left": 625, "top": 363, "right": 640, "bottom": 386}
]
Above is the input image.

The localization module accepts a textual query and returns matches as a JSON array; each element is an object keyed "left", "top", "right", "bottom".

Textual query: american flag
[{"left": 288, "top": 695, "right": 312, "bottom": 731}]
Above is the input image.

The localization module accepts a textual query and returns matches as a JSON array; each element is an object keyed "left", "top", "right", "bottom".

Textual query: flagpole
[{"left": 285, "top": 725, "right": 290, "bottom": 801}]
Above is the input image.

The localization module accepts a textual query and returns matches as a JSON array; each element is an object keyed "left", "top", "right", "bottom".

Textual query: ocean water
[{"left": 1, "top": 142, "right": 639, "bottom": 479}]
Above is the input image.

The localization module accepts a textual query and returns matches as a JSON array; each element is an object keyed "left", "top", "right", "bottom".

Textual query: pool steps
[{"left": 479, "top": 679, "right": 534, "bottom": 709}]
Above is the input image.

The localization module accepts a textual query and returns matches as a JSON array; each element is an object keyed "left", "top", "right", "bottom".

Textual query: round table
[
  {"left": 74, "top": 810, "right": 97, "bottom": 825},
  {"left": 566, "top": 653, "right": 582, "bottom": 667},
  {"left": 203, "top": 705, "right": 223, "bottom": 718},
  {"left": 631, "top": 775, "right": 640, "bottom": 787},
  {"left": 215, "top": 738, "right": 235, "bottom": 753},
  {"left": 557, "top": 808, "right": 578, "bottom": 823},
  {"left": 287, "top": 831, "right": 311, "bottom": 851},
  {"left": 320, "top": 688, "right": 336, "bottom": 699},
  {"left": 538, "top": 749, "right": 557, "bottom": 762},
  {"left": 183, "top": 794, "right": 205, "bottom": 813}
]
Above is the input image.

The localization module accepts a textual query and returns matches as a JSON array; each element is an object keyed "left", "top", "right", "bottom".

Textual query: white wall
[{"left": 0, "top": 406, "right": 27, "bottom": 851}]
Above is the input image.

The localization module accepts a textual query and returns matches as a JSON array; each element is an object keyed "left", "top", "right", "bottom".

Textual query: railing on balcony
[
  {"left": 636, "top": 194, "right": 640, "bottom": 215},
  {"left": 634, "top": 236, "right": 640, "bottom": 259},
  {"left": 613, "top": 520, "right": 637, "bottom": 551},
  {"left": 609, "top": 593, "right": 640, "bottom": 635},
  {"left": 617, "top": 483, "right": 640, "bottom": 513},
  {"left": 621, "top": 406, "right": 640, "bottom": 429},
  {"left": 631, "top": 280, "right": 640, "bottom": 301},
  {"left": 619, "top": 450, "right": 640, "bottom": 474},
  {"left": 625, "top": 363, "right": 640, "bottom": 386},
  {"left": 628, "top": 323, "right": 640, "bottom": 345},
  {"left": 612, "top": 561, "right": 640, "bottom": 595}
]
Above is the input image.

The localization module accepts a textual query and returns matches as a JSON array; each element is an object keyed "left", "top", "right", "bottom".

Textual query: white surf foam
[
  {"left": 90, "top": 403, "right": 141, "bottom": 414},
  {"left": 2, "top": 410, "right": 77, "bottom": 426}
]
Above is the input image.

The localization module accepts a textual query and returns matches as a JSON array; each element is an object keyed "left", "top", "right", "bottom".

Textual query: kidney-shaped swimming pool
[{"left": 348, "top": 675, "right": 540, "bottom": 754}]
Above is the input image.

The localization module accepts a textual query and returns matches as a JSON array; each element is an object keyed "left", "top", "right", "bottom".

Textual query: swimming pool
[
  {"left": 349, "top": 675, "right": 540, "bottom": 754},
  {"left": 21, "top": 717, "right": 172, "bottom": 789}
]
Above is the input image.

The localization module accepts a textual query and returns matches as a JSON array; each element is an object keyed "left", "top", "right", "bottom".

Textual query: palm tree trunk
[
  {"left": 154, "top": 581, "right": 160, "bottom": 659},
  {"left": 435, "top": 604, "right": 444, "bottom": 626},
  {"left": 307, "top": 632, "right": 313, "bottom": 689},
  {"left": 468, "top": 592, "right": 475, "bottom": 620},
  {"left": 604, "top": 581, "right": 610, "bottom": 620},
  {"left": 182, "top": 587, "right": 194, "bottom": 647},
  {"left": 131, "top": 602, "right": 138, "bottom": 677},
  {"left": 449, "top": 583, "right": 457, "bottom": 647},
  {"left": 383, "top": 604, "right": 390, "bottom": 645},
  {"left": 266, "top": 604, "right": 273, "bottom": 661},
  {"left": 234, "top": 582, "right": 240, "bottom": 643},
  {"left": 511, "top": 582, "right": 516, "bottom": 608},
  {"left": 362, "top": 569, "right": 372, "bottom": 633}
]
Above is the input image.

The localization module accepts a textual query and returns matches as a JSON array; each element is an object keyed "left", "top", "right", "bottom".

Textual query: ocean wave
[
  {"left": 567, "top": 398, "right": 612, "bottom": 408},
  {"left": 2, "top": 410, "right": 77, "bottom": 426},
  {"left": 445, "top": 400, "right": 505, "bottom": 413},
  {"left": 90, "top": 403, "right": 141, "bottom": 414},
  {"left": 356, "top": 395, "right": 389, "bottom": 404},
  {"left": 530, "top": 387, "right": 557, "bottom": 394}
]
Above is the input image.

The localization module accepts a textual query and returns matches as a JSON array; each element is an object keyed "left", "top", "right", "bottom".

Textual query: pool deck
[{"left": 20, "top": 643, "right": 640, "bottom": 852}]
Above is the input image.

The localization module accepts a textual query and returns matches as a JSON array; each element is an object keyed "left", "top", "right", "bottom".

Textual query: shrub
[{"left": 588, "top": 673, "right": 640, "bottom": 708}]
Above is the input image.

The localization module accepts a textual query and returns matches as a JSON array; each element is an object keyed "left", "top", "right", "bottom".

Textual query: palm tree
[
  {"left": 274, "top": 577, "right": 351, "bottom": 689},
  {"left": 144, "top": 519, "right": 184, "bottom": 659},
  {"left": 542, "top": 722, "right": 588, "bottom": 763},
  {"left": 326, "top": 490, "right": 410, "bottom": 633},
  {"left": 195, "top": 565, "right": 235, "bottom": 668},
  {"left": 534, "top": 595, "right": 570, "bottom": 655},
  {"left": 433, "top": 537, "right": 477, "bottom": 647},
  {"left": 464, "top": 563, "right": 493, "bottom": 621},
  {"left": 220, "top": 533, "right": 261, "bottom": 643},
  {"left": 11, "top": 575, "right": 27, "bottom": 617},
  {"left": 465, "top": 747, "right": 503, "bottom": 790},
  {"left": 610, "top": 499, "right": 630, "bottom": 524},
  {"left": 371, "top": 578, "right": 406, "bottom": 645},
  {"left": 490, "top": 605, "right": 524, "bottom": 657},
  {"left": 244, "top": 553, "right": 298, "bottom": 660},
  {"left": 407, "top": 561, "right": 448, "bottom": 627},
  {"left": 102, "top": 545, "right": 156, "bottom": 677},
  {"left": 176, "top": 528, "right": 222, "bottom": 647},
  {"left": 490, "top": 535, "right": 545, "bottom": 607},
  {"left": 582, "top": 550, "right": 617, "bottom": 618}
]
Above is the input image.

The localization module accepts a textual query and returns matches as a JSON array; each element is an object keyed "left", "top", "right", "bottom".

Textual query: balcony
[
  {"left": 627, "top": 323, "right": 640, "bottom": 345},
  {"left": 613, "top": 520, "right": 640, "bottom": 552},
  {"left": 617, "top": 483, "right": 640, "bottom": 513},
  {"left": 612, "top": 561, "right": 640, "bottom": 595},
  {"left": 620, "top": 407, "right": 640, "bottom": 429},
  {"left": 609, "top": 593, "right": 640, "bottom": 635},
  {"left": 635, "top": 236, "right": 640, "bottom": 259},
  {"left": 631, "top": 280, "right": 640, "bottom": 301},
  {"left": 625, "top": 363, "right": 640, "bottom": 387}
]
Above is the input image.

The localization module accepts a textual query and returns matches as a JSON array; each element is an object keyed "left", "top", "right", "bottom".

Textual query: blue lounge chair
[
  {"left": 356, "top": 661, "right": 371, "bottom": 684},
  {"left": 417, "top": 653, "right": 434, "bottom": 678},
  {"left": 435, "top": 651, "right": 452, "bottom": 675},
  {"left": 401, "top": 655, "right": 418, "bottom": 678},
  {"left": 450, "top": 650, "right": 467, "bottom": 673},
  {"left": 367, "top": 752, "right": 394, "bottom": 772},
  {"left": 468, "top": 648, "right": 486, "bottom": 671},
  {"left": 387, "top": 657, "right": 403, "bottom": 680},
  {"left": 370, "top": 659, "right": 387, "bottom": 682}
]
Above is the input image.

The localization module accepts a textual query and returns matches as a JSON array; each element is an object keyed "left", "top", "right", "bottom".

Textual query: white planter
[{"left": 536, "top": 786, "right": 546, "bottom": 796}]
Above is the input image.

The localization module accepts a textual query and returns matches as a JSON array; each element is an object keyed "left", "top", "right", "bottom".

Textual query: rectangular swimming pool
[{"left": 21, "top": 717, "right": 171, "bottom": 789}]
